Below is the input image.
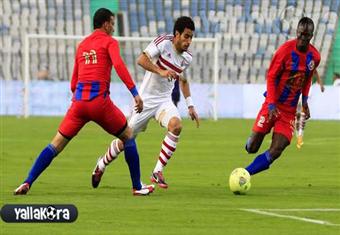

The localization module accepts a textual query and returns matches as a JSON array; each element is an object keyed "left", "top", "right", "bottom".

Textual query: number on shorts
[{"left": 257, "top": 115, "right": 265, "bottom": 128}]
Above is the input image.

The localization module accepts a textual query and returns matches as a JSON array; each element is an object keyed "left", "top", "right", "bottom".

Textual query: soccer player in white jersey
[{"left": 91, "top": 16, "right": 199, "bottom": 189}]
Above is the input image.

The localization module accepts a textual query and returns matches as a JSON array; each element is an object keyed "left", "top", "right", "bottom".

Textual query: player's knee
[
  {"left": 168, "top": 118, "right": 182, "bottom": 135},
  {"left": 269, "top": 147, "right": 284, "bottom": 160},
  {"left": 246, "top": 145, "right": 259, "bottom": 154},
  {"left": 245, "top": 137, "right": 260, "bottom": 153},
  {"left": 119, "top": 126, "right": 133, "bottom": 142}
]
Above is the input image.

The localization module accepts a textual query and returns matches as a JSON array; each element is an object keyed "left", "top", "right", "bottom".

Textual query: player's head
[
  {"left": 173, "top": 16, "right": 195, "bottom": 52},
  {"left": 93, "top": 8, "right": 115, "bottom": 35},
  {"left": 296, "top": 17, "right": 314, "bottom": 52}
]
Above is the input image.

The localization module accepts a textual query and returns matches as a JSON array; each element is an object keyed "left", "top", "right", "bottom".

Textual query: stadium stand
[{"left": 0, "top": 0, "right": 339, "bottom": 84}]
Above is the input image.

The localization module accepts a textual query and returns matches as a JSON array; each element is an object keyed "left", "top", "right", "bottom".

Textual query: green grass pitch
[{"left": 1, "top": 116, "right": 339, "bottom": 234}]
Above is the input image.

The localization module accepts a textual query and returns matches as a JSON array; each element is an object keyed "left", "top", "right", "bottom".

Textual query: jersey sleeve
[
  {"left": 70, "top": 51, "right": 79, "bottom": 93},
  {"left": 108, "top": 39, "right": 138, "bottom": 96},
  {"left": 302, "top": 52, "right": 321, "bottom": 102},
  {"left": 143, "top": 35, "right": 165, "bottom": 59},
  {"left": 266, "top": 45, "right": 286, "bottom": 105}
]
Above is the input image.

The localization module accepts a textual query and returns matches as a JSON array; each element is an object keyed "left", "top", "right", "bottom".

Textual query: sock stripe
[
  {"left": 161, "top": 149, "right": 171, "bottom": 159},
  {"left": 107, "top": 147, "right": 113, "bottom": 160},
  {"left": 103, "top": 154, "right": 109, "bottom": 164},
  {"left": 162, "top": 140, "right": 175, "bottom": 152},
  {"left": 47, "top": 144, "right": 58, "bottom": 156},
  {"left": 112, "top": 140, "right": 120, "bottom": 154},
  {"left": 167, "top": 132, "right": 179, "bottom": 142},
  {"left": 159, "top": 157, "right": 167, "bottom": 166}
]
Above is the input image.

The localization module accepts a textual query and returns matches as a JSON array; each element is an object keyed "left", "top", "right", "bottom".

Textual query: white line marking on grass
[
  {"left": 263, "top": 209, "right": 340, "bottom": 212},
  {"left": 240, "top": 209, "right": 340, "bottom": 226}
]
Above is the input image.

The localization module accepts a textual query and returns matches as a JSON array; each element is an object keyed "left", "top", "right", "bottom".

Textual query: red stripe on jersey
[
  {"left": 155, "top": 35, "right": 173, "bottom": 45},
  {"left": 161, "top": 149, "right": 171, "bottom": 159},
  {"left": 154, "top": 35, "right": 166, "bottom": 44},
  {"left": 82, "top": 83, "right": 92, "bottom": 100},
  {"left": 153, "top": 35, "right": 165, "bottom": 43},
  {"left": 163, "top": 140, "right": 175, "bottom": 152},
  {"left": 156, "top": 60, "right": 167, "bottom": 70},
  {"left": 159, "top": 157, "right": 167, "bottom": 166},
  {"left": 159, "top": 55, "right": 183, "bottom": 73}
]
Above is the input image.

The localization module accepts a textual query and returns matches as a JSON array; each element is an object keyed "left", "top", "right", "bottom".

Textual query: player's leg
[
  {"left": 118, "top": 126, "right": 154, "bottom": 195},
  {"left": 92, "top": 104, "right": 153, "bottom": 189},
  {"left": 151, "top": 102, "right": 181, "bottom": 188},
  {"left": 171, "top": 79, "right": 180, "bottom": 107},
  {"left": 296, "top": 111, "right": 306, "bottom": 149},
  {"left": 14, "top": 103, "right": 85, "bottom": 195},
  {"left": 245, "top": 132, "right": 266, "bottom": 153},
  {"left": 14, "top": 133, "right": 69, "bottom": 195},
  {"left": 295, "top": 97, "right": 305, "bottom": 148},
  {"left": 245, "top": 112, "right": 293, "bottom": 175},
  {"left": 245, "top": 133, "right": 290, "bottom": 175},
  {"left": 245, "top": 104, "right": 271, "bottom": 154},
  {"left": 92, "top": 98, "right": 154, "bottom": 195},
  {"left": 95, "top": 139, "right": 124, "bottom": 173}
]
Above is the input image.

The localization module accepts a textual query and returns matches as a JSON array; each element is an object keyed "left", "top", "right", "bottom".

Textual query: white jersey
[{"left": 139, "top": 34, "right": 193, "bottom": 102}]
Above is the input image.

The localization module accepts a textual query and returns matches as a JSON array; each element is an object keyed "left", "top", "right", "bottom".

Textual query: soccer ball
[
  {"left": 229, "top": 168, "right": 251, "bottom": 195},
  {"left": 46, "top": 206, "right": 57, "bottom": 220}
]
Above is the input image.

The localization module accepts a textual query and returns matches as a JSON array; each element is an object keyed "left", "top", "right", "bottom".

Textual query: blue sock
[
  {"left": 24, "top": 144, "right": 58, "bottom": 186},
  {"left": 245, "top": 150, "right": 273, "bottom": 175},
  {"left": 124, "top": 139, "right": 142, "bottom": 190}
]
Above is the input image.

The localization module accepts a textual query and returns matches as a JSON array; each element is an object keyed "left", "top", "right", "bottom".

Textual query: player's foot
[
  {"left": 151, "top": 171, "right": 168, "bottom": 189},
  {"left": 132, "top": 183, "right": 155, "bottom": 196},
  {"left": 92, "top": 157, "right": 105, "bottom": 188},
  {"left": 297, "top": 135, "right": 304, "bottom": 149},
  {"left": 14, "top": 183, "right": 30, "bottom": 195}
]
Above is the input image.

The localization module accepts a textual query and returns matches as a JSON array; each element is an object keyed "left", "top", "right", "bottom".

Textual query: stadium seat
[{"left": 1, "top": 0, "right": 338, "bottom": 83}]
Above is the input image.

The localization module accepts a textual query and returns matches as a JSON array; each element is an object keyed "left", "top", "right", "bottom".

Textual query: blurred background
[{"left": 0, "top": 0, "right": 339, "bottom": 119}]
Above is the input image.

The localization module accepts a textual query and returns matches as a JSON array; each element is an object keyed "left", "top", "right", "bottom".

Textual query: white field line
[
  {"left": 263, "top": 209, "right": 340, "bottom": 212},
  {"left": 240, "top": 208, "right": 340, "bottom": 226}
]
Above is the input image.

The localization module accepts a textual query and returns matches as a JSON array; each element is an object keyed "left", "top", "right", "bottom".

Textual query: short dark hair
[
  {"left": 93, "top": 8, "right": 114, "bottom": 29},
  {"left": 298, "top": 17, "right": 314, "bottom": 30},
  {"left": 173, "top": 16, "right": 195, "bottom": 35}
]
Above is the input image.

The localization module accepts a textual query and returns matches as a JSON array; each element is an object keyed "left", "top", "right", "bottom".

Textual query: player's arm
[
  {"left": 266, "top": 47, "right": 285, "bottom": 120},
  {"left": 179, "top": 76, "right": 199, "bottom": 128},
  {"left": 314, "top": 70, "right": 325, "bottom": 92},
  {"left": 108, "top": 40, "right": 143, "bottom": 113},
  {"left": 137, "top": 52, "right": 177, "bottom": 80},
  {"left": 70, "top": 54, "right": 79, "bottom": 93},
  {"left": 302, "top": 56, "right": 321, "bottom": 120}
]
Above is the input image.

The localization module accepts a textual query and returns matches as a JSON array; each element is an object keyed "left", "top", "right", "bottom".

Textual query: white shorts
[{"left": 128, "top": 100, "right": 181, "bottom": 137}]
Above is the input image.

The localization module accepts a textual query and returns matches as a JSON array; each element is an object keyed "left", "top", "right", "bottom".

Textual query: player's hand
[
  {"left": 302, "top": 103, "right": 310, "bottom": 120},
  {"left": 188, "top": 106, "right": 200, "bottom": 128},
  {"left": 159, "top": 69, "right": 177, "bottom": 81},
  {"left": 133, "top": 95, "right": 143, "bottom": 113},
  {"left": 268, "top": 106, "right": 280, "bottom": 121},
  {"left": 320, "top": 85, "right": 325, "bottom": 92}
]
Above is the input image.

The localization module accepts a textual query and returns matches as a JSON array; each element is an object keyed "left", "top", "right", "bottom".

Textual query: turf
[{"left": 1, "top": 116, "right": 339, "bottom": 234}]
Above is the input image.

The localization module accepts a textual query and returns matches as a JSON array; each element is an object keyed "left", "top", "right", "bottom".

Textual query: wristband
[
  {"left": 129, "top": 86, "right": 139, "bottom": 97},
  {"left": 268, "top": 103, "right": 276, "bottom": 111},
  {"left": 302, "top": 95, "right": 308, "bottom": 105},
  {"left": 186, "top": 96, "right": 194, "bottom": 108}
]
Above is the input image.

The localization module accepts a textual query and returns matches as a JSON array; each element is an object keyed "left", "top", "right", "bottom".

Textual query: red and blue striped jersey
[
  {"left": 71, "top": 30, "right": 137, "bottom": 101},
  {"left": 265, "top": 39, "right": 320, "bottom": 113}
]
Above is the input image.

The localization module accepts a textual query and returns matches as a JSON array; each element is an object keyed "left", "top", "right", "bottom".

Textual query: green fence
[{"left": 89, "top": 0, "right": 119, "bottom": 35}]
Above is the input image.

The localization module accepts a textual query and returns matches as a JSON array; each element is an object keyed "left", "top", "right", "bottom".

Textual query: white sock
[
  {"left": 153, "top": 132, "right": 179, "bottom": 173},
  {"left": 98, "top": 139, "right": 121, "bottom": 171}
]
